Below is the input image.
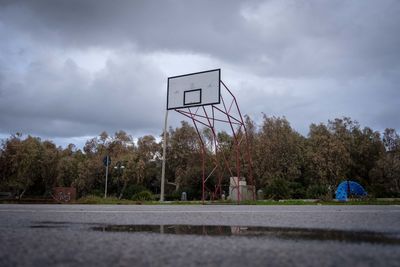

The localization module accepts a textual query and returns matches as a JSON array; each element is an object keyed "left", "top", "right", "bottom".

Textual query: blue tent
[{"left": 335, "top": 181, "right": 367, "bottom": 201}]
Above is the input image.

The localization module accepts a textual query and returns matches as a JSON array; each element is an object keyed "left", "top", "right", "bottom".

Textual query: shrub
[
  {"left": 289, "top": 182, "right": 307, "bottom": 199},
  {"left": 164, "top": 191, "right": 181, "bottom": 201},
  {"left": 123, "top": 185, "right": 147, "bottom": 199},
  {"left": 77, "top": 195, "right": 120, "bottom": 204},
  {"left": 131, "top": 190, "right": 154, "bottom": 201},
  {"left": 90, "top": 189, "right": 104, "bottom": 197},
  {"left": 264, "top": 178, "right": 291, "bottom": 200},
  {"left": 306, "top": 184, "right": 329, "bottom": 199}
]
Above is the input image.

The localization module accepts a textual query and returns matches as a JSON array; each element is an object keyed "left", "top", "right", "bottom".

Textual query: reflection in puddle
[
  {"left": 91, "top": 224, "right": 400, "bottom": 245},
  {"left": 30, "top": 221, "right": 90, "bottom": 229},
  {"left": 30, "top": 225, "right": 67, "bottom": 229},
  {"left": 30, "top": 221, "right": 399, "bottom": 245}
]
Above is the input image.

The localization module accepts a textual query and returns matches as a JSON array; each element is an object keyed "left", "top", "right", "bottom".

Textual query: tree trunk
[
  {"left": 19, "top": 188, "right": 27, "bottom": 199},
  {"left": 118, "top": 181, "right": 127, "bottom": 200},
  {"left": 167, "top": 180, "right": 180, "bottom": 192}
]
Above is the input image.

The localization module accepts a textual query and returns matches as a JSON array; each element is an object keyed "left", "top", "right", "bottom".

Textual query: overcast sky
[{"left": 1, "top": 0, "right": 399, "bottom": 147}]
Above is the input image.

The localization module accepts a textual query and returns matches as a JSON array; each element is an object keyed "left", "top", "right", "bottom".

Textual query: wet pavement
[
  {"left": 90, "top": 224, "right": 400, "bottom": 245},
  {"left": 0, "top": 204, "right": 399, "bottom": 266}
]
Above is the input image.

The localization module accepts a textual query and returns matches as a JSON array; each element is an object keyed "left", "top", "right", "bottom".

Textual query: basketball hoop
[{"left": 161, "top": 69, "right": 255, "bottom": 203}]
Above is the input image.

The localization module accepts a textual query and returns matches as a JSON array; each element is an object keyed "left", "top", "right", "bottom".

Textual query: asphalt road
[{"left": 0, "top": 204, "right": 399, "bottom": 267}]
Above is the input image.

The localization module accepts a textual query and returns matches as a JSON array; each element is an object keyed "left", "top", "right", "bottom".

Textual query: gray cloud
[
  {"left": 0, "top": 48, "right": 165, "bottom": 137},
  {"left": 0, "top": 0, "right": 399, "bottom": 143},
  {"left": 3, "top": 0, "right": 399, "bottom": 78}
]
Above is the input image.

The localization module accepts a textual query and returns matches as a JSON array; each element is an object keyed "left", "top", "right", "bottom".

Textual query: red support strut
[{"left": 173, "top": 81, "right": 255, "bottom": 203}]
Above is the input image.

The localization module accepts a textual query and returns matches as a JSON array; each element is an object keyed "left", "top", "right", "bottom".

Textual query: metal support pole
[
  {"left": 160, "top": 110, "right": 169, "bottom": 202},
  {"left": 104, "top": 156, "right": 109, "bottom": 198},
  {"left": 202, "top": 146, "right": 205, "bottom": 204}
]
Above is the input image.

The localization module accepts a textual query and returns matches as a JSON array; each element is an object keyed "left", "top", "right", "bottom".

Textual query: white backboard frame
[{"left": 167, "top": 69, "right": 221, "bottom": 110}]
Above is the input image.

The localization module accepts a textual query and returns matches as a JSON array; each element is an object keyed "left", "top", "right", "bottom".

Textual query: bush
[
  {"left": 289, "top": 182, "right": 307, "bottom": 199},
  {"left": 306, "top": 184, "right": 329, "bottom": 199},
  {"left": 164, "top": 191, "right": 181, "bottom": 201},
  {"left": 131, "top": 190, "right": 154, "bottom": 201},
  {"left": 90, "top": 189, "right": 104, "bottom": 197},
  {"left": 77, "top": 195, "right": 115, "bottom": 204},
  {"left": 264, "top": 178, "right": 291, "bottom": 200},
  {"left": 367, "top": 184, "right": 400, "bottom": 198},
  {"left": 123, "top": 185, "right": 147, "bottom": 199}
]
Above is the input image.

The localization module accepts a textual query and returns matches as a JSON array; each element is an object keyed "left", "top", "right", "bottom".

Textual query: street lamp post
[
  {"left": 114, "top": 161, "right": 125, "bottom": 199},
  {"left": 114, "top": 161, "right": 125, "bottom": 171},
  {"left": 103, "top": 155, "right": 111, "bottom": 198}
]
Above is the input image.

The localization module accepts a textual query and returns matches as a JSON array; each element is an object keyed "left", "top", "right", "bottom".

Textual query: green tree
[
  {"left": 370, "top": 129, "right": 400, "bottom": 196},
  {"left": 306, "top": 122, "right": 350, "bottom": 197},
  {"left": 0, "top": 135, "right": 50, "bottom": 198},
  {"left": 254, "top": 116, "right": 305, "bottom": 190},
  {"left": 40, "top": 140, "right": 59, "bottom": 194},
  {"left": 166, "top": 121, "right": 202, "bottom": 195},
  {"left": 56, "top": 144, "right": 84, "bottom": 188}
]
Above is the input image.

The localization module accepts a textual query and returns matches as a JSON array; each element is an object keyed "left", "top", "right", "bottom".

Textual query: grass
[
  {"left": 238, "top": 199, "right": 400, "bottom": 205},
  {"left": 76, "top": 195, "right": 148, "bottom": 205},
  {"left": 2, "top": 195, "right": 399, "bottom": 205},
  {"left": 74, "top": 196, "right": 400, "bottom": 205}
]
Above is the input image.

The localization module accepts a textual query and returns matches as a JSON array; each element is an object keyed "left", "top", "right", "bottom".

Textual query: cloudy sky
[{"left": 1, "top": 0, "right": 399, "bottom": 147}]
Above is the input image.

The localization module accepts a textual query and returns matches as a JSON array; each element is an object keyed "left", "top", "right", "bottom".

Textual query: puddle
[
  {"left": 30, "top": 221, "right": 400, "bottom": 245},
  {"left": 91, "top": 224, "right": 400, "bottom": 245},
  {"left": 30, "top": 225, "right": 67, "bottom": 229},
  {"left": 36, "top": 221, "right": 71, "bottom": 224},
  {"left": 30, "top": 222, "right": 70, "bottom": 229},
  {"left": 30, "top": 221, "right": 90, "bottom": 229}
]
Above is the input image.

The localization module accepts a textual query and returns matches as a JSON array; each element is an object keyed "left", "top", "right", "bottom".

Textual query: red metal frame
[{"left": 174, "top": 81, "right": 255, "bottom": 203}]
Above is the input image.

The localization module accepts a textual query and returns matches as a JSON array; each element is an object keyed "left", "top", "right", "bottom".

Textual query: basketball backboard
[{"left": 167, "top": 69, "right": 220, "bottom": 110}]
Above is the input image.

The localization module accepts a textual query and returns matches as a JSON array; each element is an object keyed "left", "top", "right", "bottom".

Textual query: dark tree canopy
[{"left": 0, "top": 117, "right": 399, "bottom": 200}]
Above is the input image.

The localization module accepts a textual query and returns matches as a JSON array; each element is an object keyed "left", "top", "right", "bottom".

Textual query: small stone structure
[
  {"left": 228, "top": 177, "right": 255, "bottom": 201},
  {"left": 257, "top": 189, "right": 264, "bottom": 200},
  {"left": 181, "top": 192, "right": 187, "bottom": 201},
  {"left": 53, "top": 187, "right": 76, "bottom": 203}
]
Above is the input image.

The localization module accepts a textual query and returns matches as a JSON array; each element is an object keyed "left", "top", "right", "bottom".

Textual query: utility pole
[
  {"left": 160, "top": 110, "right": 168, "bottom": 202},
  {"left": 104, "top": 155, "right": 110, "bottom": 198}
]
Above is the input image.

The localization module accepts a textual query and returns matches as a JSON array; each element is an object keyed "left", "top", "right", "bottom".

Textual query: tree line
[{"left": 0, "top": 116, "right": 399, "bottom": 200}]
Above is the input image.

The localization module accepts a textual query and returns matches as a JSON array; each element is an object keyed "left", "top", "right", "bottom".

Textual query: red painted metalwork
[{"left": 174, "top": 81, "right": 255, "bottom": 203}]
